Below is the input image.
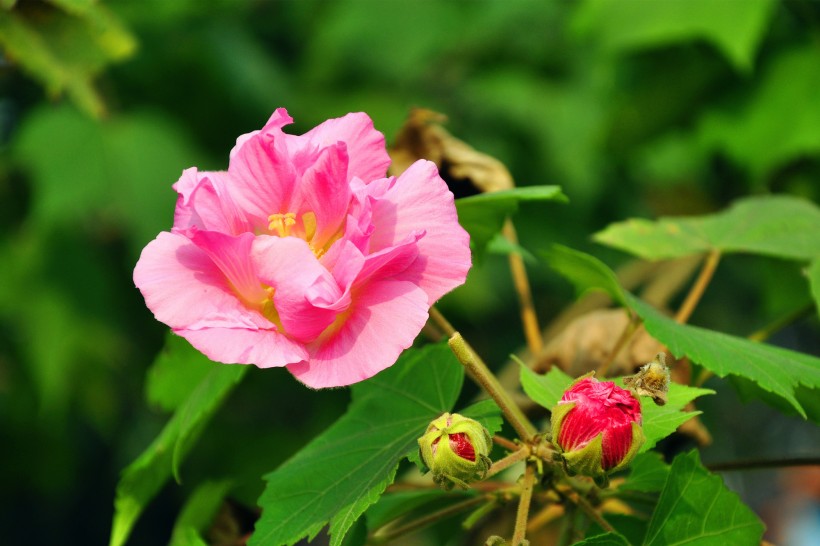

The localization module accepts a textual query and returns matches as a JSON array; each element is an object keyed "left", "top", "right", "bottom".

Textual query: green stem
[
  {"left": 675, "top": 249, "right": 721, "bottom": 324},
  {"left": 448, "top": 333, "right": 538, "bottom": 441},
  {"left": 596, "top": 312, "right": 641, "bottom": 377},
  {"left": 511, "top": 463, "right": 536, "bottom": 545},
  {"left": 484, "top": 447, "right": 530, "bottom": 480}
]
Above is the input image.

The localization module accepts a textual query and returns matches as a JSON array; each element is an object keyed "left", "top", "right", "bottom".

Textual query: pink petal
[
  {"left": 134, "top": 232, "right": 270, "bottom": 331},
  {"left": 228, "top": 123, "right": 298, "bottom": 226},
  {"left": 229, "top": 108, "right": 293, "bottom": 161},
  {"left": 558, "top": 406, "right": 603, "bottom": 451},
  {"left": 252, "top": 236, "right": 356, "bottom": 343},
  {"left": 299, "top": 112, "right": 391, "bottom": 183},
  {"left": 287, "top": 280, "right": 429, "bottom": 388},
  {"left": 601, "top": 422, "right": 633, "bottom": 470},
  {"left": 356, "top": 230, "right": 423, "bottom": 286},
  {"left": 366, "top": 160, "right": 471, "bottom": 303},
  {"left": 189, "top": 230, "right": 268, "bottom": 304},
  {"left": 172, "top": 168, "right": 250, "bottom": 236},
  {"left": 287, "top": 142, "right": 351, "bottom": 250},
  {"left": 175, "top": 327, "right": 307, "bottom": 369}
]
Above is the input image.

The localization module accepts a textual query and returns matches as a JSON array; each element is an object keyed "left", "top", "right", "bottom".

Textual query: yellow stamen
[
  {"left": 302, "top": 211, "right": 317, "bottom": 242},
  {"left": 268, "top": 212, "right": 297, "bottom": 237}
]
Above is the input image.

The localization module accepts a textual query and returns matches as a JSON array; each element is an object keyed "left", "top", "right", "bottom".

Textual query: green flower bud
[{"left": 418, "top": 412, "right": 492, "bottom": 490}]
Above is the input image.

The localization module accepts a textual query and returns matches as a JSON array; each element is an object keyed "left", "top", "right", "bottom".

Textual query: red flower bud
[
  {"left": 551, "top": 375, "right": 645, "bottom": 478},
  {"left": 418, "top": 413, "right": 492, "bottom": 489}
]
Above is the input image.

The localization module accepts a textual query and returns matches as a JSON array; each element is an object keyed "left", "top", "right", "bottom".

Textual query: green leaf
[
  {"left": 573, "top": 0, "right": 775, "bottom": 72},
  {"left": 631, "top": 381, "right": 714, "bottom": 452},
  {"left": 520, "top": 364, "right": 573, "bottom": 411},
  {"left": 0, "top": 2, "right": 136, "bottom": 117},
  {"left": 12, "top": 106, "right": 206, "bottom": 254},
  {"left": 460, "top": 398, "right": 504, "bottom": 436},
  {"left": 809, "top": 259, "right": 820, "bottom": 316},
  {"left": 621, "top": 452, "right": 670, "bottom": 493},
  {"left": 109, "top": 343, "right": 248, "bottom": 546},
  {"left": 588, "top": 515, "right": 649, "bottom": 546},
  {"left": 643, "top": 451, "right": 764, "bottom": 545},
  {"left": 594, "top": 195, "right": 820, "bottom": 261},
  {"left": 170, "top": 480, "right": 233, "bottom": 546},
  {"left": 697, "top": 46, "right": 820, "bottom": 180},
  {"left": 455, "top": 186, "right": 567, "bottom": 257},
  {"left": 573, "top": 532, "right": 630, "bottom": 546},
  {"left": 146, "top": 334, "right": 213, "bottom": 412},
  {"left": 541, "top": 244, "right": 627, "bottom": 306},
  {"left": 365, "top": 490, "right": 459, "bottom": 532},
  {"left": 628, "top": 293, "right": 820, "bottom": 419},
  {"left": 248, "top": 343, "right": 464, "bottom": 546}
]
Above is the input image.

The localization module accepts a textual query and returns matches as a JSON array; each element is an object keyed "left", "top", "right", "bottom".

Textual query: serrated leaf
[
  {"left": 248, "top": 344, "right": 464, "bottom": 546},
  {"left": 520, "top": 364, "right": 573, "bottom": 411},
  {"left": 628, "top": 293, "right": 820, "bottom": 419},
  {"left": 594, "top": 195, "right": 820, "bottom": 261},
  {"left": 541, "top": 244, "right": 627, "bottom": 307},
  {"left": 109, "top": 344, "right": 248, "bottom": 546},
  {"left": 455, "top": 186, "right": 567, "bottom": 258},
  {"left": 621, "top": 452, "right": 670, "bottom": 493},
  {"left": 146, "top": 334, "right": 213, "bottom": 412},
  {"left": 573, "top": 0, "right": 774, "bottom": 72},
  {"left": 632, "top": 382, "right": 714, "bottom": 452},
  {"left": 573, "top": 532, "right": 630, "bottom": 546},
  {"left": 643, "top": 451, "right": 764, "bottom": 545},
  {"left": 170, "top": 480, "right": 233, "bottom": 546}
]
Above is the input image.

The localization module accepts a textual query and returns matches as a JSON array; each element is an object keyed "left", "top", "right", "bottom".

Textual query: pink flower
[
  {"left": 550, "top": 376, "right": 644, "bottom": 477},
  {"left": 134, "top": 109, "right": 471, "bottom": 388}
]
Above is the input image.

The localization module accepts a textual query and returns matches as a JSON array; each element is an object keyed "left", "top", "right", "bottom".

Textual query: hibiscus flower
[{"left": 134, "top": 109, "right": 471, "bottom": 388}]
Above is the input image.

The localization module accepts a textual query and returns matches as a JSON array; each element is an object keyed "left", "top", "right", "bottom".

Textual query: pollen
[{"left": 268, "top": 212, "right": 297, "bottom": 237}]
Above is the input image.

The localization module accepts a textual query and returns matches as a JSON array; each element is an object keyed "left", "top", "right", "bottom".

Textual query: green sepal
[
  {"left": 562, "top": 432, "right": 606, "bottom": 478},
  {"left": 418, "top": 413, "right": 493, "bottom": 490},
  {"left": 549, "top": 400, "right": 576, "bottom": 447}
]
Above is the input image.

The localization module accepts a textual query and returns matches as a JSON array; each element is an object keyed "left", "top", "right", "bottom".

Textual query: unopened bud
[
  {"left": 551, "top": 374, "right": 645, "bottom": 479},
  {"left": 418, "top": 413, "right": 492, "bottom": 490}
]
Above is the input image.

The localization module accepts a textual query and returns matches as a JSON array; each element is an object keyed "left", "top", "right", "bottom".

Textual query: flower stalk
[
  {"left": 448, "top": 333, "right": 538, "bottom": 441},
  {"left": 511, "top": 463, "right": 536, "bottom": 545}
]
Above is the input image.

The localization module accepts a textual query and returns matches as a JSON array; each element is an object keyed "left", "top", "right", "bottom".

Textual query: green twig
[
  {"left": 484, "top": 447, "right": 530, "bottom": 481},
  {"left": 511, "top": 463, "right": 536, "bottom": 545},
  {"left": 448, "top": 333, "right": 538, "bottom": 441}
]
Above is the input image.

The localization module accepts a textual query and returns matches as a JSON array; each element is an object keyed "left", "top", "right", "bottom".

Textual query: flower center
[{"left": 268, "top": 212, "right": 297, "bottom": 237}]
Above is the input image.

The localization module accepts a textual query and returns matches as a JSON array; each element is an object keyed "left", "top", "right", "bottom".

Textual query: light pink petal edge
[
  {"left": 287, "top": 279, "right": 429, "bottom": 388},
  {"left": 367, "top": 160, "right": 472, "bottom": 302}
]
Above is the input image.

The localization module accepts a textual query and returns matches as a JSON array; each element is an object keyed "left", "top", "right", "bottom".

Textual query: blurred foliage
[{"left": 1, "top": 0, "right": 819, "bottom": 544}]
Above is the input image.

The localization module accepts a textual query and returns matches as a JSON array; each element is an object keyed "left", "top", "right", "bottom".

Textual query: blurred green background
[{"left": 1, "top": 1, "right": 819, "bottom": 544}]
